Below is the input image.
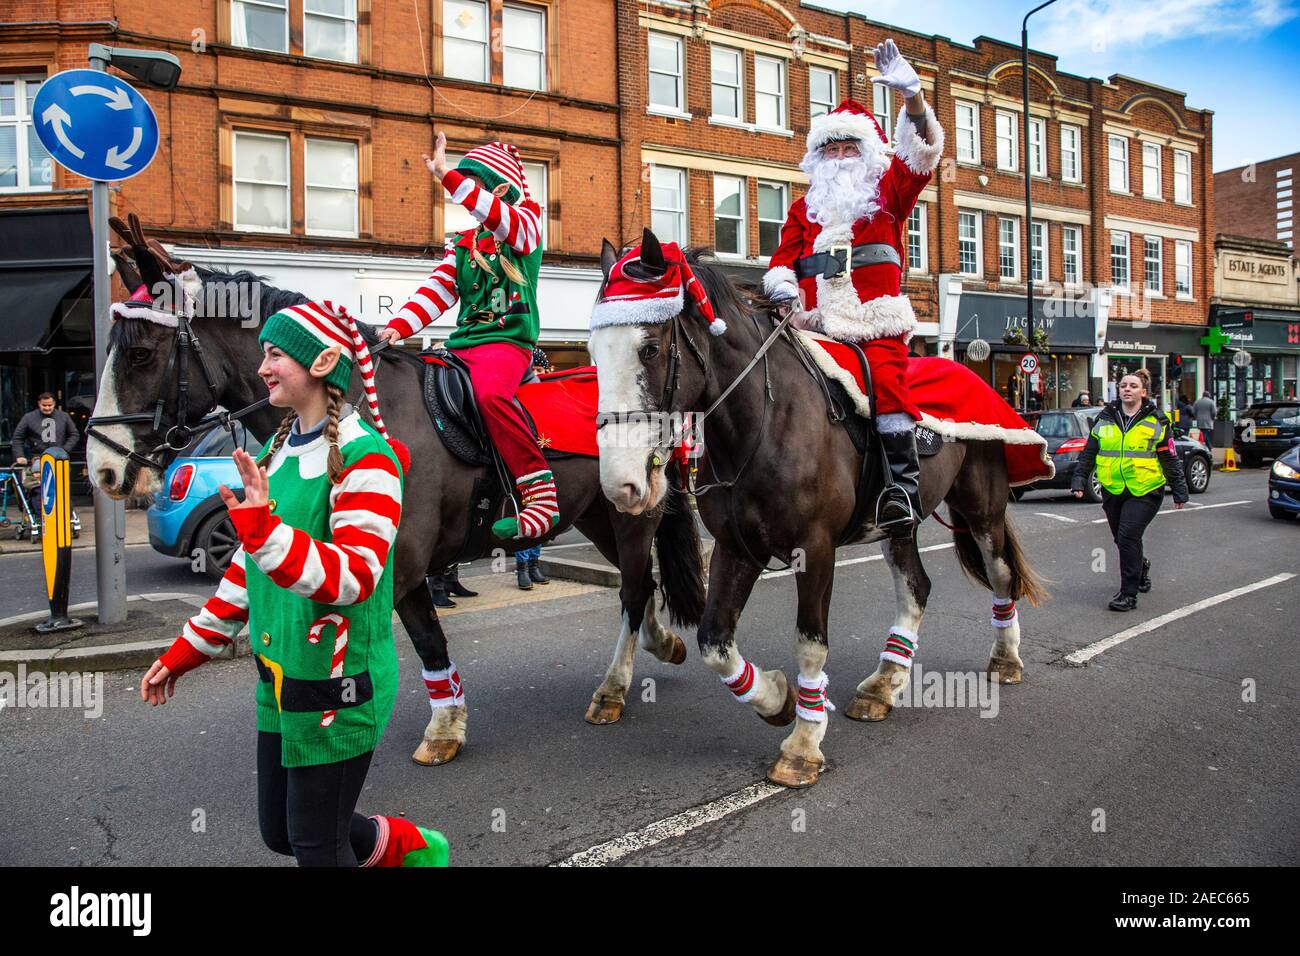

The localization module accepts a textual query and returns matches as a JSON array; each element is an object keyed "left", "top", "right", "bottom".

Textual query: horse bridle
[
  {"left": 86, "top": 312, "right": 269, "bottom": 473},
  {"left": 594, "top": 308, "right": 795, "bottom": 494}
]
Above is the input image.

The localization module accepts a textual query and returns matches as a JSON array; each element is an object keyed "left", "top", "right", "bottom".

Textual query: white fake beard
[{"left": 801, "top": 149, "right": 887, "bottom": 228}]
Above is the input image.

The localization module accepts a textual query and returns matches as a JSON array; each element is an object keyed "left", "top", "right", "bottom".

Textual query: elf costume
[
  {"left": 156, "top": 300, "right": 448, "bottom": 867},
  {"left": 763, "top": 42, "right": 944, "bottom": 535},
  {"left": 387, "top": 142, "right": 558, "bottom": 540}
]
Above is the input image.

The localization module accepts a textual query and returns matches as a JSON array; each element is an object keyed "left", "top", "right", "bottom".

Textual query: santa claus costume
[{"left": 763, "top": 40, "right": 944, "bottom": 534}]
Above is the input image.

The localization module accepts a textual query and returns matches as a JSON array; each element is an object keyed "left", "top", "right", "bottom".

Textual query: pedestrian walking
[
  {"left": 1071, "top": 391, "right": 1092, "bottom": 408},
  {"left": 140, "top": 300, "right": 448, "bottom": 867},
  {"left": 1176, "top": 394, "right": 1196, "bottom": 435},
  {"left": 1193, "top": 390, "right": 1217, "bottom": 448},
  {"left": 1073, "top": 368, "right": 1188, "bottom": 611}
]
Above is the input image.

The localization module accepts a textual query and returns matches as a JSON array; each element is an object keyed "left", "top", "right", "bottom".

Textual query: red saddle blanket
[
  {"left": 501, "top": 349, "right": 1053, "bottom": 486},
  {"left": 802, "top": 336, "right": 1053, "bottom": 487}
]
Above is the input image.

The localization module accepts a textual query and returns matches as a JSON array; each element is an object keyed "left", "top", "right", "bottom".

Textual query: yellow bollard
[{"left": 1222, "top": 446, "right": 1239, "bottom": 472}]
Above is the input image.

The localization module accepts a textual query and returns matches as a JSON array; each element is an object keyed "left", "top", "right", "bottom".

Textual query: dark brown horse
[
  {"left": 589, "top": 231, "right": 1046, "bottom": 788},
  {"left": 86, "top": 238, "right": 704, "bottom": 766}
]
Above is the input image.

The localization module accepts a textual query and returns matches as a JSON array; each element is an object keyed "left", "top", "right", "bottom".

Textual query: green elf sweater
[
  {"left": 159, "top": 411, "right": 403, "bottom": 767},
  {"left": 387, "top": 167, "right": 543, "bottom": 353}
]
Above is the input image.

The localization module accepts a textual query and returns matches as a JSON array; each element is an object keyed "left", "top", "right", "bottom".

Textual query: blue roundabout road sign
[{"left": 31, "top": 69, "right": 160, "bottom": 182}]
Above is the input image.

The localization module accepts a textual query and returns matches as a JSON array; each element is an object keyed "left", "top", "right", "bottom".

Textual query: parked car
[
  {"left": 148, "top": 423, "right": 261, "bottom": 580},
  {"left": 1268, "top": 445, "right": 1300, "bottom": 520},
  {"left": 1233, "top": 401, "right": 1300, "bottom": 467},
  {"left": 1016, "top": 407, "right": 1212, "bottom": 502}
]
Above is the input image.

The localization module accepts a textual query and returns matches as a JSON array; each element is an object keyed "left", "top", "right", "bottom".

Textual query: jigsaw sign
[{"left": 31, "top": 69, "right": 160, "bottom": 182}]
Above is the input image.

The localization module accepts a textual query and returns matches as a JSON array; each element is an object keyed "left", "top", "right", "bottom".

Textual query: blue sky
[{"left": 819, "top": 0, "right": 1300, "bottom": 170}]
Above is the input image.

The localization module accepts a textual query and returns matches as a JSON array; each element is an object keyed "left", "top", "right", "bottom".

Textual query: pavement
[{"left": 0, "top": 467, "right": 1296, "bottom": 866}]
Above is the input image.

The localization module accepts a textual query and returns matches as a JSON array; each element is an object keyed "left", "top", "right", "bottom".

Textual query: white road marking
[
  {"left": 1064, "top": 572, "right": 1296, "bottom": 664},
  {"left": 760, "top": 541, "right": 955, "bottom": 580},
  {"left": 552, "top": 781, "right": 785, "bottom": 866},
  {"left": 1034, "top": 512, "right": 1078, "bottom": 523},
  {"left": 1089, "top": 499, "right": 1252, "bottom": 523}
]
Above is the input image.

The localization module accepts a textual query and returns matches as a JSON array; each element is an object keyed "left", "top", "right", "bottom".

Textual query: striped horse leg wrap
[
  {"left": 721, "top": 657, "right": 760, "bottom": 703},
  {"left": 796, "top": 671, "right": 835, "bottom": 722},
  {"left": 422, "top": 662, "right": 465, "bottom": 711},
  {"left": 881, "top": 627, "right": 919, "bottom": 668},
  {"left": 991, "top": 598, "right": 1018, "bottom": 629}
]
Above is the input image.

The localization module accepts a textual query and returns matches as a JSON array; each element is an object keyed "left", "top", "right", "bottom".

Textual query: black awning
[
  {"left": 0, "top": 206, "right": 93, "bottom": 352},
  {"left": 0, "top": 267, "right": 91, "bottom": 350}
]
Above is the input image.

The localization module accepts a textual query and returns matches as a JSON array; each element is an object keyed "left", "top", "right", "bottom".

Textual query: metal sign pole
[{"left": 89, "top": 49, "right": 127, "bottom": 625}]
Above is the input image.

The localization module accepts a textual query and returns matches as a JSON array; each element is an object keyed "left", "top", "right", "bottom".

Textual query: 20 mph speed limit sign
[{"left": 1020, "top": 353, "right": 1039, "bottom": 375}]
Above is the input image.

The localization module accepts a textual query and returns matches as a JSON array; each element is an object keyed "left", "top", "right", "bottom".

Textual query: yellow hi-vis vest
[{"left": 1091, "top": 410, "right": 1169, "bottom": 496}]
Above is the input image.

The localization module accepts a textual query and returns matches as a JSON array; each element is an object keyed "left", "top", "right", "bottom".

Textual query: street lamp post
[
  {"left": 1022, "top": 0, "right": 1059, "bottom": 403},
  {"left": 85, "top": 43, "right": 180, "bottom": 624}
]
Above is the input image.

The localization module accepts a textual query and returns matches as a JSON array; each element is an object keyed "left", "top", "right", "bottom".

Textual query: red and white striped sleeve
[
  {"left": 440, "top": 167, "right": 541, "bottom": 256},
  {"left": 387, "top": 240, "right": 459, "bottom": 340},
  {"left": 158, "top": 548, "right": 250, "bottom": 677},
  {"left": 229, "top": 452, "right": 402, "bottom": 607}
]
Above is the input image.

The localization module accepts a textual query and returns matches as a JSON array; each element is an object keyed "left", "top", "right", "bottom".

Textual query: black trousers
[
  {"left": 256, "top": 731, "right": 379, "bottom": 867},
  {"left": 1101, "top": 488, "right": 1163, "bottom": 597}
]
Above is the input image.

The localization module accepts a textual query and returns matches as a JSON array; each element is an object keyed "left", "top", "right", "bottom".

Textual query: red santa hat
[
  {"left": 591, "top": 230, "right": 726, "bottom": 336},
  {"left": 806, "top": 98, "right": 888, "bottom": 156}
]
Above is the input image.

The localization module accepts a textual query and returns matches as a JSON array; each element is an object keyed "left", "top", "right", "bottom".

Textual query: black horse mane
[{"left": 677, "top": 246, "right": 774, "bottom": 340}]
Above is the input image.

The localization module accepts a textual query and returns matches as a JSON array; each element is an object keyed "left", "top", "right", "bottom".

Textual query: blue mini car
[
  {"left": 148, "top": 423, "right": 262, "bottom": 579},
  {"left": 1268, "top": 445, "right": 1300, "bottom": 521}
]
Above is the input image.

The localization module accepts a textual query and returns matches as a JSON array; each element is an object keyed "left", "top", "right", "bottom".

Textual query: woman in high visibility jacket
[{"left": 1073, "top": 368, "right": 1189, "bottom": 611}]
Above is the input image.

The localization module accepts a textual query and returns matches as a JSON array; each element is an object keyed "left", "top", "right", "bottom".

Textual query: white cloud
[{"left": 1037, "top": 0, "right": 1297, "bottom": 56}]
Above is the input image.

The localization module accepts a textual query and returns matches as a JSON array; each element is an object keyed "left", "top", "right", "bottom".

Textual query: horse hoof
[
  {"left": 760, "top": 681, "right": 798, "bottom": 727},
  {"left": 411, "top": 738, "right": 463, "bottom": 766},
  {"left": 667, "top": 635, "right": 688, "bottom": 665},
  {"left": 584, "top": 697, "right": 625, "bottom": 725},
  {"left": 843, "top": 695, "right": 892, "bottom": 722},
  {"left": 988, "top": 658, "right": 1024, "bottom": 684},
  {"left": 767, "top": 753, "right": 823, "bottom": 789}
]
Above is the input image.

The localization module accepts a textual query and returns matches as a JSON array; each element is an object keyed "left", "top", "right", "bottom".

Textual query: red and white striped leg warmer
[
  {"left": 422, "top": 663, "right": 464, "bottom": 711},
  {"left": 991, "top": 598, "right": 1018, "bottom": 628},
  {"left": 796, "top": 672, "right": 835, "bottom": 722},
  {"left": 881, "top": 626, "right": 919, "bottom": 668},
  {"left": 720, "top": 656, "right": 760, "bottom": 703},
  {"left": 514, "top": 470, "right": 560, "bottom": 539}
]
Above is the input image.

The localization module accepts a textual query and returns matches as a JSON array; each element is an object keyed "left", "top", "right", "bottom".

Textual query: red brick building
[
  {"left": 1215, "top": 151, "right": 1296, "bottom": 250},
  {"left": 618, "top": 1, "right": 1215, "bottom": 409},
  {"left": 1, "top": 0, "right": 619, "bottom": 444}
]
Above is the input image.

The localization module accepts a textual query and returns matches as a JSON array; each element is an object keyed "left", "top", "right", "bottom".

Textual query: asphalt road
[{"left": 1, "top": 467, "right": 1296, "bottom": 866}]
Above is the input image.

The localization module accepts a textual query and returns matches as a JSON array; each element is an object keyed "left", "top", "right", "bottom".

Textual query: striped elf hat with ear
[
  {"left": 455, "top": 142, "right": 533, "bottom": 207},
  {"left": 259, "top": 301, "right": 410, "bottom": 471}
]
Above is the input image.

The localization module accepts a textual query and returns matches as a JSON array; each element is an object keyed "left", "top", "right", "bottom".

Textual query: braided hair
[{"left": 256, "top": 384, "right": 348, "bottom": 484}]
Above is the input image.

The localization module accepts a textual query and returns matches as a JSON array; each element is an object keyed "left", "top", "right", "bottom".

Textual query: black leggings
[
  {"left": 256, "top": 732, "right": 379, "bottom": 867},
  {"left": 1101, "top": 488, "right": 1163, "bottom": 597}
]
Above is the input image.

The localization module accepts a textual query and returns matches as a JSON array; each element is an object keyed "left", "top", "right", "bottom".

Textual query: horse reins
[{"left": 86, "top": 312, "right": 268, "bottom": 473}]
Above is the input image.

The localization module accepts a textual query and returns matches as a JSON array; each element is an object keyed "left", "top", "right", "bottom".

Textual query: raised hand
[
  {"left": 872, "top": 38, "right": 921, "bottom": 99},
  {"left": 422, "top": 131, "right": 449, "bottom": 180},
  {"left": 219, "top": 449, "right": 269, "bottom": 512}
]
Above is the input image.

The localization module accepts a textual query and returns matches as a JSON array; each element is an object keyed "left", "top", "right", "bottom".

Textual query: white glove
[{"left": 872, "top": 39, "right": 920, "bottom": 99}]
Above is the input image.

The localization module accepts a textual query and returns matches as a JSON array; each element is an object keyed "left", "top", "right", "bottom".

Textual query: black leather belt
[{"left": 795, "top": 242, "right": 901, "bottom": 280}]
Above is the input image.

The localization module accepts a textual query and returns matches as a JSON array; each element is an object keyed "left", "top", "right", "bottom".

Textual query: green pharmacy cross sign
[{"left": 1200, "top": 326, "right": 1232, "bottom": 355}]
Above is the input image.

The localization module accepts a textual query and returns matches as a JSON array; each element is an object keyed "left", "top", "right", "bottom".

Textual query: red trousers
[
  {"left": 860, "top": 335, "right": 921, "bottom": 420},
  {"left": 454, "top": 341, "right": 549, "bottom": 479}
]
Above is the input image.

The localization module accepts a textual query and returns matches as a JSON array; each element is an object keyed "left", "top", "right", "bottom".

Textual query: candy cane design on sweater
[{"left": 307, "top": 613, "right": 350, "bottom": 727}]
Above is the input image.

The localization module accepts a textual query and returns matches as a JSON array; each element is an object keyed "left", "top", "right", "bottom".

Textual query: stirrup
[{"left": 874, "top": 486, "right": 917, "bottom": 531}]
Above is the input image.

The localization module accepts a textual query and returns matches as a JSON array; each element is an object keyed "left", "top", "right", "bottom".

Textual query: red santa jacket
[{"left": 764, "top": 107, "right": 944, "bottom": 344}]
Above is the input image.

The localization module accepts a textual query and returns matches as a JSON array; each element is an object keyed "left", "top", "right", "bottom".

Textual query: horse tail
[
  {"left": 655, "top": 486, "right": 706, "bottom": 628},
  {"left": 948, "top": 509, "right": 1049, "bottom": 608}
]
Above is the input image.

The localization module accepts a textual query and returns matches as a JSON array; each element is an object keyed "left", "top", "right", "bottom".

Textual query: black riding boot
[
  {"left": 428, "top": 574, "right": 456, "bottom": 609},
  {"left": 527, "top": 556, "right": 549, "bottom": 585},
  {"left": 445, "top": 564, "right": 478, "bottom": 598},
  {"left": 876, "top": 429, "right": 922, "bottom": 537},
  {"left": 1138, "top": 558, "right": 1152, "bottom": 594}
]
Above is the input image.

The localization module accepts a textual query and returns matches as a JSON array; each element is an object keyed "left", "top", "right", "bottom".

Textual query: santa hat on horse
[{"left": 591, "top": 229, "right": 726, "bottom": 337}]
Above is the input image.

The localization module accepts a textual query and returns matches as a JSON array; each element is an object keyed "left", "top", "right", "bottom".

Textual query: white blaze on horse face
[
  {"left": 86, "top": 346, "right": 159, "bottom": 499},
  {"left": 590, "top": 325, "right": 667, "bottom": 514}
]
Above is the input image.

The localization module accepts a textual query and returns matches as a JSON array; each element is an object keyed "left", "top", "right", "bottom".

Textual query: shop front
[
  {"left": 1209, "top": 306, "right": 1300, "bottom": 409},
  {"left": 1103, "top": 320, "right": 1209, "bottom": 409},
  {"left": 942, "top": 287, "right": 1106, "bottom": 412}
]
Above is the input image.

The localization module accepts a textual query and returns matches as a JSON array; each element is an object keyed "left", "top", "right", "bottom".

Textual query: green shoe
[
  {"left": 492, "top": 512, "right": 560, "bottom": 540},
  {"left": 401, "top": 827, "right": 450, "bottom": 867}
]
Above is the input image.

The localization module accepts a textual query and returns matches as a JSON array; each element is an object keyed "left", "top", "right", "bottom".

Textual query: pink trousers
[{"left": 454, "top": 341, "right": 548, "bottom": 479}]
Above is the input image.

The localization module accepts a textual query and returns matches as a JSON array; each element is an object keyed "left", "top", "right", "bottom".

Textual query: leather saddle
[
  {"left": 419, "top": 347, "right": 543, "bottom": 563},
  {"left": 786, "top": 333, "right": 941, "bottom": 547}
]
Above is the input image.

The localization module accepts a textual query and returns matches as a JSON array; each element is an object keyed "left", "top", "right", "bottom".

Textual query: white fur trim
[
  {"left": 708, "top": 318, "right": 727, "bottom": 336},
  {"left": 763, "top": 265, "right": 798, "bottom": 300},
  {"left": 807, "top": 110, "right": 886, "bottom": 156},
  {"left": 876, "top": 412, "right": 915, "bottom": 434},
  {"left": 110, "top": 301, "right": 179, "bottom": 327},
  {"left": 176, "top": 267, "right": 202, "bottom": 316},
  {"left": 814, "top": 285, "right": 917, "bottom": 343},
  {"left": 892, "top": 105, "right": 945, "bottom": 176},
  {"left": 590, "top": 289, "right": 683, "bottom": 330}
]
